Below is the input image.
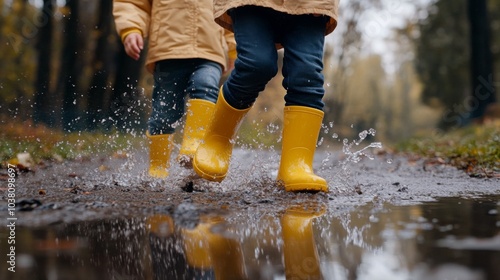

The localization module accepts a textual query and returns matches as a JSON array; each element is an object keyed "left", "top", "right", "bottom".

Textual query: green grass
[
  {"left": 395, "top": 122, "right": 500, "bottom": 178},
  {"left": 0, "top": 121, "right": 144, "bottom": 167}
]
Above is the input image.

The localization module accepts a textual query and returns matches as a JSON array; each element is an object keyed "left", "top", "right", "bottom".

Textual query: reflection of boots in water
[
  {"left": 182, "top": 220, "right": 213, "bottom": 277},
  {"left": 147, "top": 214, "right": 192, "bottom": 280},
  {"left": 182, "top": 216, "right": 248, "bottom": 280},
  {"left": 147, "top": 214, "right": 175, "bottom": 238},
  {"left": 281, "top": 204, "right": 326, "bottom": 280}
]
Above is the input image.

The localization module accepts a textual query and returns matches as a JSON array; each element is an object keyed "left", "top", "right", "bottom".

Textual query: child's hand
[{"left": 123, "top": 33, "right": 143, "bottom": 61}]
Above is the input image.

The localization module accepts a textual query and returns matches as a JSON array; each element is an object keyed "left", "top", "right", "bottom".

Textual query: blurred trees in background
[
  {"left": 467, "top": 0, "right": 496, "bottom": 122},
  {"left": 320, "top": 0, "right": 498, "bottom": 142},
  {"left": 415, "top": 0, "right": 498, "bottom": 129},
  {"left": 320, "top": 0, "right": 435, "bottom": 142},
  {"left": 1, "top": 0, "right": 37, "bottom": 120},
  {"left": 33, "top": 0, "right": 54, "bottom": 126},
  {"left": 1, "top": 0, "right": 145, "bottom": 132},
  {"left": 0, "top": 0, "right": 498, "bottom": 142},
  {"left": 415, "top": 0, "right": 471, "bottom": 127}
]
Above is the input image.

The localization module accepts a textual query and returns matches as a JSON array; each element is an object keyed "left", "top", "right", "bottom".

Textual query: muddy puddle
[{"left": 1, "top": 195, "right": 499, "bottom": 280}]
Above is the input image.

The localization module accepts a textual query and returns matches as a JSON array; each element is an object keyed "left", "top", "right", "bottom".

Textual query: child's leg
[
  {"left": 280, "top": 14, "right": 328, "bottom": 110},
  {"left": 223, "top": 6, "right": 279, "bottom": 109},
  {"left": 148, "top": 60, "right": 192, "bottom": 135},
  {"left": 186, "top": 59, "right": 221, "bottom": 103},
  {"left": 178, "top": 60, "right": 222, "bottom": 166},
  {"left": 193, "top": 7, "right": 279, "bottom": 181},
  {"left": 147, "top": 60, "right": 191, "bottom": 177},
  {"left": 277, "top": 15, "right": 329, "bottom": 192}
]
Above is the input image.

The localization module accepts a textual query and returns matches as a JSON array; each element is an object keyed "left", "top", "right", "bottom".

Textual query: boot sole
[
  {"left": 193, "top": 161, "right": 226, "bottom": 182},
  {"left": 278, "top": 180, "right": 329, "bottom": 193}
]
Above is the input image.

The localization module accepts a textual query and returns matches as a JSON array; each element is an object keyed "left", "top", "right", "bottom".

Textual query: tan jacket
[
  {"left": 214, "top": 0, "right": 339, "bottom": 35},
  {"left": 113, "top": 0, "right": 236, "bottom": 73}
]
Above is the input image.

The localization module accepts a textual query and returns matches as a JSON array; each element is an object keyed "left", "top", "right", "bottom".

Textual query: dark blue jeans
[
  {"left": 149, "top": 58, "right": 222, "bottom": 135},
  {"left": 223, "top": 6, "right": 328, "bottom": 110}
]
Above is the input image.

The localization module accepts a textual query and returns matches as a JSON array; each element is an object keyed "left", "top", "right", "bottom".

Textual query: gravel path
[{"left": 1, "top": 147, "right": 499, "bottom": 227}]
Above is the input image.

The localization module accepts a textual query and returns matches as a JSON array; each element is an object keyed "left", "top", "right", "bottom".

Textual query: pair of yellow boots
[
  {"left": 147, "top": 204, "right": 324, "bottom": 279},
  {"left": 148, "top": 89, "right": 328, "bottom": 192}
]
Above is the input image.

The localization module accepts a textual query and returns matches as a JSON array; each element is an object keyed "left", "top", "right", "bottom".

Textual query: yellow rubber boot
[
  {"left": 177, "top": 99, "right": 216, "bottom": 167},
  {"left": 147, "top": 132, "right": 173, "bottom": 178},
  {"left": 277, "top": 106, "right": 328, "bottom": 192},
  {"left": 193, "top": 88, "right": 250, "bottom": 182},
  {"left": 281, "top": 205, "right": 325, "bottom": 280}
]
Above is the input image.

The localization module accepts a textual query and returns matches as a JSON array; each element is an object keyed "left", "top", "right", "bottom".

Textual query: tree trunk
[
  {"left": 55, "top": 0, "right": 82, "bottom": 131},
  {"left": 86, "top": 0, "right": 114, "bottom": 130},
  {"left": 33, "top": 0, "right": 55, "bottom": 126},
  {"left": 0, "top": 0, "right": 5, "bottom": 33},
  {"left": 467, "top": 0, "right": 496, "bottom": 123}
]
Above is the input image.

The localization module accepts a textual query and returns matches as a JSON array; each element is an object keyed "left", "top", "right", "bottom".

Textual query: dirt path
[{"left": 1, "top": 148, "right": 499, "bottom": 227}]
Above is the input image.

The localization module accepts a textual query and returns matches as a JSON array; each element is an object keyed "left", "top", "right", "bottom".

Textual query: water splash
[
  {"left": 342, "top": 128, "right": 382, "bottom": 164},
  {"left": 319, "top": 128, "right": 383, "bottom": 193}
]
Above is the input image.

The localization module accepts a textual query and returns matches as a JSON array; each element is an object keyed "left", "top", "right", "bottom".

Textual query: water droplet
[{"left": 359, "top": 130, "right": 368, "bottom": 140}]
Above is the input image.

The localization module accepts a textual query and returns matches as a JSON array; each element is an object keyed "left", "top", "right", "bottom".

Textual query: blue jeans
[
  {"left": 148, "top": 58, "right": 222, "bottom": 135},
  {"left": 223, "top": 6, "right": 328, "bottom": 110}
]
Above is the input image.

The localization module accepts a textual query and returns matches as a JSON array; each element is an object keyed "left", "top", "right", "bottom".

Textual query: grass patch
[
  {"left": 395, "top": 122, "right": 500, "bottom": 178},
  {"left": 0, "top": 121, "right": 144, "bottom": 167},
  {"left": 2, "top": 119, "right": 498, "bottom": 178}
]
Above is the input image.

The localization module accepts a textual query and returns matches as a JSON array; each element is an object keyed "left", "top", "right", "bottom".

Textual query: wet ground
[{"left": 0, "top": 146, "right": 499, "bottom": 279}]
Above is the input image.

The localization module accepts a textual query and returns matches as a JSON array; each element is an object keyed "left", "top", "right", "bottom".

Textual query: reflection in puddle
[{"left": 1, "top": 197, "right": 499, "bottom": 280}]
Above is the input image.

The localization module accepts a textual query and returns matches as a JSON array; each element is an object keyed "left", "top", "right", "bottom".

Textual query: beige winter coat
[
  {"left": 113, "top": 0, "right": 236, "bottom": 73},
  {"left": 214, "top": 0, "right": 339, "bottom": 35}
]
